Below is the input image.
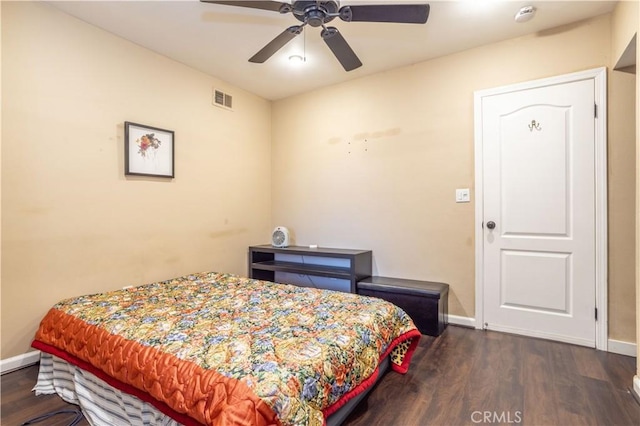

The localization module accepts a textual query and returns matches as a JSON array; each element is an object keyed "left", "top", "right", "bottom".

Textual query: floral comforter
[{"left": 33, "top": 272, "right": 421, "bottom": 426}]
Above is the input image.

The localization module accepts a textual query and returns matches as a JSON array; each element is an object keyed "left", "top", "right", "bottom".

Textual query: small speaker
[{"left": 271, "top": 226, "right": 290, "bottom": 248}]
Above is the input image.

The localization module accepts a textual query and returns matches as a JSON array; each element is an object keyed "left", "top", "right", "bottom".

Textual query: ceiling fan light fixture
[
  {"left": 289, "top": 54, "right": 305, "bottom": 63},
  {"left": 514, "top": 6, "right": 536, "bottom": 23}
]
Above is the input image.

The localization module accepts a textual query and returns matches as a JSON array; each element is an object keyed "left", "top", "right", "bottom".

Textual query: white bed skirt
[
  {"left": 34, "top": 353, "right": 180, "bottom": 426},
  {"left": 34, "top": 352, "right": 388, "bottom": 426}
]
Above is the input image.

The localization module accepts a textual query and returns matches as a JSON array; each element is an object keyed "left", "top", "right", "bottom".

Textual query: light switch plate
[{"left": 456, "top": 188, "right": 470, "bottom": 203}]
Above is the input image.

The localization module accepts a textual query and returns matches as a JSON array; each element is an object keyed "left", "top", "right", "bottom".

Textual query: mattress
[{"left": 32, "top": 272, "right": 420, "bottom": 425}]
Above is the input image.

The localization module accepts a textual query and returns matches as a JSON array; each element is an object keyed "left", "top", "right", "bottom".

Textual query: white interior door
[{"left": 478, "top": 76, "right": 600, "bottom": 347}]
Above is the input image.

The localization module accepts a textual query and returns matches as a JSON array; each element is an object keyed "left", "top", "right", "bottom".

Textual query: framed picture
[{"left": 125, "top": 121, "right": 174, "bottom": 178}]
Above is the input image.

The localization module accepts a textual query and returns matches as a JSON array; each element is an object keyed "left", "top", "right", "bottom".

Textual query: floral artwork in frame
[{"left": 125, "top": 121, "right": 174, "bottom": 178}]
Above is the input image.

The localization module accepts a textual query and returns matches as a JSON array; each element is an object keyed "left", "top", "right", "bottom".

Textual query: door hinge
[
  {"left": 595, "top": 307, "right": 598, "bottom": 321},
  {"left": 594, "top": 104, "right": 597, "bottom": 118}
]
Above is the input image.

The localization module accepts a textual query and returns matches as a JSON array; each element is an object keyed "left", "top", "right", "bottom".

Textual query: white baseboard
[
  {"left": 0, "top": 350, "right": 40, "bottom": 375},
  {"left": 633, "top": 376, "right": 640, "bottom": 402},
  {"left": 448, "top": 319, "right": 637, "bottom": 357},
  {"left": 607, "top": 339, "right": 637, "bottom": 357},
  {"left": 448, "top": 314, "right": 476, "bottom": 328}
]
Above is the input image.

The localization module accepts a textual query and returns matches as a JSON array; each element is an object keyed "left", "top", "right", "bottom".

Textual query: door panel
[
  {"left": 501, "top": 250, "right": 570, "bottom": 313},
  {"left": 501, "top": 106, "right": 570, "bottom": 236},
  {"left": 481, "top": 79, "right": 596, "bottom": 347}
]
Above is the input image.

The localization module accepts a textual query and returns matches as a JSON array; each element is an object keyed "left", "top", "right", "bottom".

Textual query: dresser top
[
  {"left": 250, "top": 245, "right": 371, "bottom": 257},
  {"left": 358, "top": 276, "right": 449, "bottom": 297}
]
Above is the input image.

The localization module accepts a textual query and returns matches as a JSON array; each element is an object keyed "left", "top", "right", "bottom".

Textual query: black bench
[{"left": 356, "top": 276, "right": 449, "bottom": 336}]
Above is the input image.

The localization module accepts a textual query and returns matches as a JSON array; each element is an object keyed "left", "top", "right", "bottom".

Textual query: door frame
[{"left": 473, "top": 67, "right": 608, "bottom": 350}]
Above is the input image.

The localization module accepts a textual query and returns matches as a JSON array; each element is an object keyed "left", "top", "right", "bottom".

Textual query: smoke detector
[{"left": 515, "top": 6, "right": 536, "bottom": 23}]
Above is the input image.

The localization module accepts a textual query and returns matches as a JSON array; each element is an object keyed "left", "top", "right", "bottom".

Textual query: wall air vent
[{"left": 213, "top": 88, "right": 233, "bottom": 111}]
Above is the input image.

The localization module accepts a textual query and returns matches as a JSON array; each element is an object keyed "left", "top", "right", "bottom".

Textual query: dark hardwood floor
[
  {"left": 1, "top": 326, "right": 638, "bottom": 425},
  {"left": 1, "top": 362, "right": 89, "bottom": 426},
  {"left": 345, "top": 326, "right": 640, "bottom": 426}
]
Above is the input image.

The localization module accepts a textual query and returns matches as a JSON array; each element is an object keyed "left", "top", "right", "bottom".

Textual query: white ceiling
[{"left": 49, "top": 0, "right": 617, "bottom": 100}]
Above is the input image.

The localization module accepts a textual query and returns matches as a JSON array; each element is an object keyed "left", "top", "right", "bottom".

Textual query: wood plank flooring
[
  {"left": 1, "top": 361, "right": 89, "bottom": 426},
  {"left": 1, "top": 325, "right": 638, "bottom": 425},
  {"left": 344, "top": 326, "right": 640, "bottom": 426}
]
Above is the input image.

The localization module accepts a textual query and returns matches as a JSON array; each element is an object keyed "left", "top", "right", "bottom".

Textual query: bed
[{"left": 31, "top": 272, "right": 421, "bottom": 425}]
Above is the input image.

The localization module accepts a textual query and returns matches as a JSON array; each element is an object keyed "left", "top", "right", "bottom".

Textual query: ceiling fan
[{"left": 201, "top": 1, "right": 430, "bottom": 71}]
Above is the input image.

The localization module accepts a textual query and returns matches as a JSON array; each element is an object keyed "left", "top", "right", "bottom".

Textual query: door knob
[{"left": 486, "top": 221, "right": 496, "bottom": 230}]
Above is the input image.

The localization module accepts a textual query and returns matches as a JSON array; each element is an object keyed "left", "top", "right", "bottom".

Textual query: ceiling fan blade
[
  {"left": 200, "top": 1, "right": 290, "bottom": 13},
  {"left": 340, "top": 4, "right": 430, "bottom": 24},
  {"left": 321, "top": 27, "right": 362, "bottom": 72},
  {"left": 249, "top": 26, "right": 303, "bottom": 63}
]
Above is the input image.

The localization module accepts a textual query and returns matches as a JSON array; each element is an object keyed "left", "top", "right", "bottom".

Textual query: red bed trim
[
  {"left": 386, "top": 329, "right": 422, "bottom": 374},
  {"left": 32, "top": 308, "right": 280, "bottom": 426},
  {"left": 34, "top": 304, "right": 421, "bottom": 426},
  {"left": 33, "top": 340, "right": 203, "bottom": 426},
  {"left": 321, "top": 329, "right": 421, "bottom": 420},
  {"left": 35, "top": 328, "right": 421, "bottom": 426}
]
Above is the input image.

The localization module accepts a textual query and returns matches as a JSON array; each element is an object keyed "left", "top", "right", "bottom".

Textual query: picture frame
[{"left": 125, "top": 121, "right": 175, "bottom": 178}]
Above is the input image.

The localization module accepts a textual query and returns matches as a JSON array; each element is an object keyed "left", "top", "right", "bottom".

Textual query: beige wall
[
  {"left": 611, "top": 1, "right": 638, "bottom": 345},
  {"left": 633, "top": 2, "right": 640, "bottom": 386},
  {"left": 611, "top": 0, "right": 639, "bottom": 384},
  {"left": 612, "top": 0, "right": 638, "bottom": 69},
  {"left": 635, "top": 0, "right": 640, "bottom": 385},
  {"left": 1, "top": 2, "right": 272, "bottom": 358},
  {"left": 272, "top": 13, "right": 636, "bottom": 342},
  {"left": 609, "top": 69, "right": 637, "bottom": 343},
  {"left": 0, "top": 1, "right": 3, "bottom": 352}
]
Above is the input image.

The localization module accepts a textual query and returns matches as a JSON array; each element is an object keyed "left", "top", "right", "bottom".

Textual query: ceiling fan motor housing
[{"left": 293, "top": 0, "right": 339, "bottom": 26}]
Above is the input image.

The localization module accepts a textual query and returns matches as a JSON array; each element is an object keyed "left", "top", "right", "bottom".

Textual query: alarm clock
[{"left": 271, "top": 226, "right": 290, "bottom": 248}]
